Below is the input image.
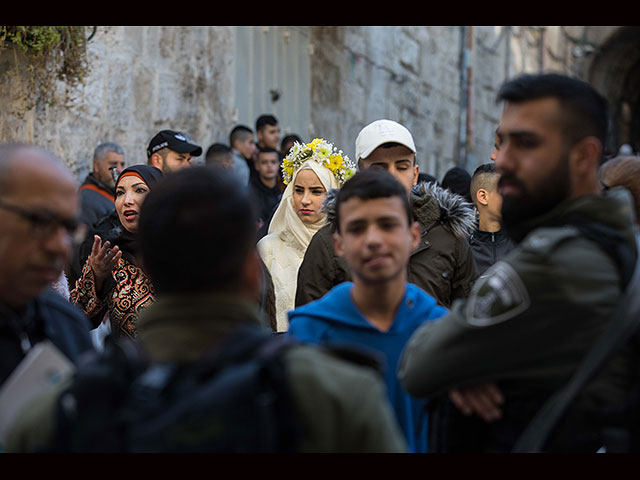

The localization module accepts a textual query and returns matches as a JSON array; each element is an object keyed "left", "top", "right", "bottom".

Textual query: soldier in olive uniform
[{"left": 398, "top": 73, "right": 639, "bottom": 453}]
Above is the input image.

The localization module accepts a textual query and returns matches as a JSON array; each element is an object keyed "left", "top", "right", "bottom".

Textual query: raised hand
[{"left": 88, "top": 235, "right": 122, "bottom": 289}]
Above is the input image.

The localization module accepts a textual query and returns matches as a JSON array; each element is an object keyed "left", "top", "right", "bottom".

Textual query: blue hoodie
[{"left": 287, "top": 282, "right": 448, "bottom": 453}]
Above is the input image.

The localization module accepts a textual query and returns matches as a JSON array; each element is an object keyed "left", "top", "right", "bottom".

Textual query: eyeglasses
[{"left": 0, "top": 200, "right": 87, "bottom": 245}]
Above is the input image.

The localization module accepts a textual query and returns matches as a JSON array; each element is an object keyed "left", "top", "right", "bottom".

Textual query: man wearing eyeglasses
[{"left": 0, "top": 144, "right": 94, "bottom": 387}]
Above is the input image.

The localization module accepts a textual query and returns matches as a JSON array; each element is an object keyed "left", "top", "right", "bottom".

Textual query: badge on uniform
[{"left": 465, "top": 260, "right": 530, "bottom": 327}]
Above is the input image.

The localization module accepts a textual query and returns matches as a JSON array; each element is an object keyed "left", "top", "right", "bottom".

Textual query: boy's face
[
  {"left": 255, "top": 152, "right": 280, "bottom": 181},
  {"left": 258, "top": 124, "right": 281, "bottom": 149},
  {"left": 333, "top": 196, "right": 420, "bottom": 285},
  {"left": 236, "top": 137, "right": 257, "bottom": 159}
]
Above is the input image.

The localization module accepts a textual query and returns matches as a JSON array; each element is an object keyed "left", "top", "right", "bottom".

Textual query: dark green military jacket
[
  {"left": 7, "top": 294, "right": 408, "bottom": 453},
  {"left": 398, "top": 187, "right": 639, "bottom": 452}
]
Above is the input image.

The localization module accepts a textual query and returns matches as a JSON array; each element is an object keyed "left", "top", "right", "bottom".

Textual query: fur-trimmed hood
[{"left": 321, "top": 180, "right": 477, "bottom": 239}]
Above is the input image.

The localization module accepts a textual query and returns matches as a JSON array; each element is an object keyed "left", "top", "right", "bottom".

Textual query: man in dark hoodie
[
  {"left": 250, "top": 147, "right": 283, "bottom": 240},
  {"left": 295, "top": 119, "right": 477, "bottom": 309}
]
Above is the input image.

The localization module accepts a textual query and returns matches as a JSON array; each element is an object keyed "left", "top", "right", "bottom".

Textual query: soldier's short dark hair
[
  {"left": 139, "top": 166, "right": 257, "bottom": 294},
  {"left": 497, "top": 73, "right": 609, "bottom": 148}
]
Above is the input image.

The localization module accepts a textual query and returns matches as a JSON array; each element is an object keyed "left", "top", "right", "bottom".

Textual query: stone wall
[
  {"left": 308, "top": 26, "right": 611, "bottom": 179},
  {"left": 0, "top": 26, "right": 235, "bottom": 184},
  {"left": 0, "top": 26, "right": 622, "bottom": 184}
]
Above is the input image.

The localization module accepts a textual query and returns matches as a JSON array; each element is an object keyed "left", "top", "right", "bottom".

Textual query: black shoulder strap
[{"left": 512, "top": 235, "right": 640, "bottom": 453}]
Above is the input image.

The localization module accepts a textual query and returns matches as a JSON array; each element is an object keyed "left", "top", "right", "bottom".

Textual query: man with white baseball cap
[
  {"left": 355, "top": 119, "right": 417, "bottom": 159},
  {"left": 354, "top": 119, "right": 418, "bottom": 195},
  {"left": 295, "top": 119, "right": 477, "bottom": 311}
]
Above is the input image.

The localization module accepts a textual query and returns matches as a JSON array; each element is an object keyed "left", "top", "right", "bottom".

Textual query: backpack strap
[{"left": 513, "top": 235, "right": 640, "bottom": 452}]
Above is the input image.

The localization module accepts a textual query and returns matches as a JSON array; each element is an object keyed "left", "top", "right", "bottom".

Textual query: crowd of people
[{"left": 0, "top": 72, "right": 639, "bottom": 453}]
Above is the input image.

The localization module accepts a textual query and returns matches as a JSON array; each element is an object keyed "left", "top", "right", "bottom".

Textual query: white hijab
[{"left": 267, "top": 159, "right": 341, "bottom": 251}]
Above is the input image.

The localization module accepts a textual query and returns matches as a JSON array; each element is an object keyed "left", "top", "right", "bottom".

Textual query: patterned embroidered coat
[{"left": 70, "top": 257, "right": 155, "bottom": 339}]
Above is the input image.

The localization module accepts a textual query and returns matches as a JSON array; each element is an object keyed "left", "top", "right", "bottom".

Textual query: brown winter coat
[{"left": 295, "top": 181, "right": 478, "bottom": 308}]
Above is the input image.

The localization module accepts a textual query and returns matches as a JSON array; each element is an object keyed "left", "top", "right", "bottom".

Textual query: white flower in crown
[{"left": 282, "top": 138, "right": 356, "bottom": 186}]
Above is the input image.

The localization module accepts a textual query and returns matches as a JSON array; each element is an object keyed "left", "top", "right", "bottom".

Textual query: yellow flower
[
  {"left": 327, "top": 154, "right": 344, "bottom": 171},
  {"left": 308, "top": 138, "right": 323, "bottom": 149}
]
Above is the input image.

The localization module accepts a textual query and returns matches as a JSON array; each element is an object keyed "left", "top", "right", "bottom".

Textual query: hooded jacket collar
[
  {"left": 288, "top": 282, "right": 442, "bottom": 334},
  {"left": 321, "top": 180, "right": 476, "bottom": 239}
]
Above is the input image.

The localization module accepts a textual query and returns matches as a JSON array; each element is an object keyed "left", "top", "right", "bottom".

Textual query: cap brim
[
  {"left": 172, "top": 143, "right": 203, "bottom": 156},
  {"left": 358, "top": 140, "right": 416, "bottom": 160}
]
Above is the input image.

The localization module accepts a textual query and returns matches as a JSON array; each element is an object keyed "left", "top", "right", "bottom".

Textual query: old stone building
[{"left": 0, "top": 26, "right": 637, "bottom": 183}]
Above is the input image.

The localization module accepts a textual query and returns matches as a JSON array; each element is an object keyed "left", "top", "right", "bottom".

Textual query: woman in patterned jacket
[{"left": 71, "top": 165, "right": 163, "bottom": 339}]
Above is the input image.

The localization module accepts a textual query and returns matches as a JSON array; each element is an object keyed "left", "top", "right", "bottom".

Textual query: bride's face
[{"left": 292, "top": 169, "right": 326, "bottom": 224}]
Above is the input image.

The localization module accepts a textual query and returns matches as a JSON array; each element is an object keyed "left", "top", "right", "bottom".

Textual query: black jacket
[
  {"left": 78, "top": 174, "right": 116, "bottom": 228},
  {"left": 469, "top": 228, "right": 516, "bottom": 276},
  {"left": 250, "top": 176, "right": 282, "bottom": 240},
  {"left": 0, "top": 289, "right": 94, "bottom": 386}
]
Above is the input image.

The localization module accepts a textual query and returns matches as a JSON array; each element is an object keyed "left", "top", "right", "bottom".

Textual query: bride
[{"left": 258, "top": 138, "right": 355, "bottom": 332}]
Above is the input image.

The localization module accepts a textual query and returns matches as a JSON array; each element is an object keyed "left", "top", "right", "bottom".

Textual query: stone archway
[{"left": 588, "top": 26, "right": 640, "bottom": 156}]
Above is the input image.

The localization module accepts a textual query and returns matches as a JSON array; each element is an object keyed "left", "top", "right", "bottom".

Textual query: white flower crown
[{"left": 281, "top": 138, "right": 356, "bottom": 186}]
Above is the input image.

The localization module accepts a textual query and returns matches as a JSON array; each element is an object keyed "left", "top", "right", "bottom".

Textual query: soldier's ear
[
  {"left": 569, "top": 136, "right": 602, "bottom": 194},
  {"left": 570, "top": 136, "right": 601, "bottom": 174}
]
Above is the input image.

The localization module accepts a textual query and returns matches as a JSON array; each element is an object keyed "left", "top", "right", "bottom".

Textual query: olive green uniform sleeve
[
  {"left": 287, "top": 346, "right": 408, "bottom": 453},
  {"left": 398, "top": 227, "right": 622, "bottom": 398}
]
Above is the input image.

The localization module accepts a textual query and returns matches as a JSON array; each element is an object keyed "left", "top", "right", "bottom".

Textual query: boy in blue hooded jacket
[{"left": 288, "top": 169, "right": 448, "bottom": 453}]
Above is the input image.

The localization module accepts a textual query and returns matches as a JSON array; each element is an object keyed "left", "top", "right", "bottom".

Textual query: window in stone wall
[{"left": 234, "top": 26, "right": 312, "bottom": 142}]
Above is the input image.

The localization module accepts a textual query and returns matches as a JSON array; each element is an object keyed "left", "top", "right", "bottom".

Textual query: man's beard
[{"left": 500, "top": 157, "right": 572, "bottom": 242}]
